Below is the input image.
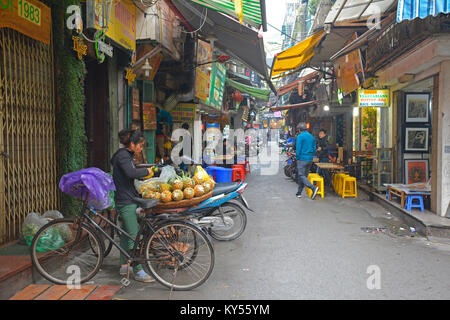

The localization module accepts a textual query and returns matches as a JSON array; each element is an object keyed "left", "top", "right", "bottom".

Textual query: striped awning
[
  {"left": 397, "top": 0, "right": 450, "bottom": 22},
  {"left": 190, "top": 0, "right": 266, "bottom": 29}
]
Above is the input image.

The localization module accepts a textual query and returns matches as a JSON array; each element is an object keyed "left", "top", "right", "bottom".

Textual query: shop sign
[
  {"left": 72, "top": 36, "right": 87, "bottom": 60},
  {"left": 195, "top": 40, "right": 212, "bottom": 102},
  {"left": 334, "top": 33, "right": 365, "bottom": 96},
  {"left": 86, "top": 0, "right": 136, "bottom": 52},
  {"left": 0, "top": 0, "right": 51, "bottom": 44},
  {"left": 143, "top": 102, "right": 156, "bottom": 130},
  {"left": 358, "top": 89, "right": 390, "bottom": 108},
  {"left": 125, "top": 67, "right": 136, "bottom": 86},
  {"left": 206, "top": 62, "right": 226, "bottom": 109},
  {"left": 170, "top": 103, "right": 196, "bottom": 123}
]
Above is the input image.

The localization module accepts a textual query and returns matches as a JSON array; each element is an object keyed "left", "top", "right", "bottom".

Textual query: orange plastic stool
[{"left": 232, "top": 167, "right": 246, "bottom": 182}]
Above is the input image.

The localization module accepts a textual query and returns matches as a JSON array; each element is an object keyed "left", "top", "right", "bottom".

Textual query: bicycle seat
[
  {"left": 212, "top": 182, "right": 241, "bottom": 196},
  {"left": 132, "top": 197, "right": 159, "bottom": 209}
]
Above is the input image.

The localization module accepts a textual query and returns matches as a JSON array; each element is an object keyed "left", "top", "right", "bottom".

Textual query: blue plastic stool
[
  {"left": 213, "top": 167, "right": 233, "bottom": 183},
  {"left": 205, "top": 166, "right": 218, "bottom": 179},
  {"left": 405, "top": 195, "right": 424, "bottom": 212}
]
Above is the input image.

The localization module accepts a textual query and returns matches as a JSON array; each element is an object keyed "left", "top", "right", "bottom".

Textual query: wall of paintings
[{"left": 399, "top": 79, "right": 433, "bottom": 184}]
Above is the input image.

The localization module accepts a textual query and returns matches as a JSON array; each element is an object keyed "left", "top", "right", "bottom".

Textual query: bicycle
[{"left": 30, "top": 190, "right": 215, "bottom": 291}]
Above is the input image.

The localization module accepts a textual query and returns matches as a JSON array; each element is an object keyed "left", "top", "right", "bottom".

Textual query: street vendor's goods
[
  {"left": 203, "top": 181, "right": 213, "bottom": 193},
  {"left": 149, "top": 183, "right": 161, "bottom": 193},
  {"left": 172, "top": 189, "right": 184, "bottom": 201},
  {"left": 160, "top": 183, "right": 172, "bottom": 192},
  {"left": 194, "top": 185, "right": 205, "bottom": 197},
  {"left": 194, "top": 166, "right": 209, "bottom": 184},
  {"left": 161, "top": 190, "right": 173, "bottom": 203},
  {"left": 135, "top": 165, "right": 216, "bottom": 205},
  {"left": 184, "top": 187, "right": 195, "bottom": 199},
  {"left": 151, "top": 192, "right": 161, "bottom": 201},
  {"left": 171, "top": 177, "right": 184, "bottom": 191}
]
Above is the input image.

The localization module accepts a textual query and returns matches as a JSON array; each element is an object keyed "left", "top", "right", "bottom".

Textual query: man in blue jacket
[{"left": 296, "top": 122, "right": 319, "bottom": 199}]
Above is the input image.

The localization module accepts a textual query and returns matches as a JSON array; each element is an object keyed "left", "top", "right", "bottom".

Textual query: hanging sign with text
[
  {"left": 358, "top": 89, "right": 390, "bottom": 108},
  {"left": 0, "top": 0, "right": 51, "bottom": 45}
]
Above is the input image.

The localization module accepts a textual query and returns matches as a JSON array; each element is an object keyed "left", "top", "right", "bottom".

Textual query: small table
[
  {"left": 386, "top": 184, "right": 431, "bottom": 209},
  {"left": 315, "top": 163, "right": 345, "bottom": 188}
]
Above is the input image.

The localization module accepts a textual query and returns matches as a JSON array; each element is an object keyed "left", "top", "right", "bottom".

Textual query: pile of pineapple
[{"left": 138, "top": 167, "right": 215, "bottom": 203}]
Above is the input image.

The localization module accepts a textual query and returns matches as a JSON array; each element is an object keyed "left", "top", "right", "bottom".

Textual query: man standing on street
[
  {"left": 296, "top": 122, "right": 319, "bottom": 199},
  {"left": 316, "top": 129, "right": 330, "bottom": 185}
]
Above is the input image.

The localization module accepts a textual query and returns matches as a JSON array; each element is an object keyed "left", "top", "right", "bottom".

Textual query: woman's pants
[{"left": 117, "top": 203, "right": 143, "bottom": 272}]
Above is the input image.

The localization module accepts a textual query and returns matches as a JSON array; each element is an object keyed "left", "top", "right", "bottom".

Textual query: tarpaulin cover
[
  {"left": 397, "top": 0, "right": 450, "bottom": 22},
  {"left": 59, "top": 168, "right": 116, "bottom": 210}
]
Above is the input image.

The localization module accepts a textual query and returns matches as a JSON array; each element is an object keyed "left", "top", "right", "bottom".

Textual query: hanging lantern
[{"left": 232, "top": 90, "right": 243, "bottom": 103}]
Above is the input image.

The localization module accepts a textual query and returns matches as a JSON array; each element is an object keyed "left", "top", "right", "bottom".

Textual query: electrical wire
[{"left": 179, "top": 7, "right": 208, "bottom": 34}]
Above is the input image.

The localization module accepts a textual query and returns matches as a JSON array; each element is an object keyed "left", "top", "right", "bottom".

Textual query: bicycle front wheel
[
  {"left": 143, "top": 221, "right": 214, "bottom": 291},
  {"left": 30, "top": 218, "right": 104, "bottom": 285}
]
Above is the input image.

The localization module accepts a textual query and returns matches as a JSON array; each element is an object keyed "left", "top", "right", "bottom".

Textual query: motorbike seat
[{"left": 212, "top": 182, "right": 241, "bottom": 196}]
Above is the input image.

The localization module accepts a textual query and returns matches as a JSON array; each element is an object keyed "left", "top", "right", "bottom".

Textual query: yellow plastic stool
[
  {"left": 333, "top": 173, "right": 348, "bottom": 195},
  {"left": 342, "top": 176, "right": 357, "bottom": 198},
  {"left": 306, "top": 174, "right": 325, "bottom": 198}
]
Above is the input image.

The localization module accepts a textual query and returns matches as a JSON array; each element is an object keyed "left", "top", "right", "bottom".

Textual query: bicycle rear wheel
[
  {"left": 30, "top": 218, "right": 104, "bottom": 285},
  {"left": 143, "top": 221, "right": 214, "bottom": 291}
]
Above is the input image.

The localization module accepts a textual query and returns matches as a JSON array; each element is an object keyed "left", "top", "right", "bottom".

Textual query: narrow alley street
[{"left": 90, "top": 151, "right": 450, "bottom": 300}]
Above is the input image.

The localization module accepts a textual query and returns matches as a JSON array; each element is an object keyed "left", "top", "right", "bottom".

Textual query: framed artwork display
[
  {"left": 404, "top": 127, "right": 429, "bottom": 152},
  {"left": 404, "top": 159, "right": 429, "bottom": 184},
  {"left": 405, "top": 93, "right": 430, "bottom": 123}
]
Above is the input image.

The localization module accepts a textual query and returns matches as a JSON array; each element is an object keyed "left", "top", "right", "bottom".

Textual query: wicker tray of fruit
[{"left": 137, "top": 166, "right": 215, "bottom": 210}]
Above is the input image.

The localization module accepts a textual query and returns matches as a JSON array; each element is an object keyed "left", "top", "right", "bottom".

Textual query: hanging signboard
[
  {"left": 170, "top": 103, "right": 196, "bottom": 123},
  {"left": 358, "top": 89, "right": 390, "bottom": 107},
  {"left": 86, "top": 0, "right": 136, "bottom": 52},
  {"left": 334, "top": 33, "right": 365, "bottom": 96},
  {"left": 0, "top": 0, "right": 51, "bottom": 45},
  {"left": 195, "top": 40, "right": 212, "bottom": 102},
  {"left": 132, "top": 88, "right": 140, "bottom": 120},
  {"left": 143, "top": 102, "right": 156, "bottom": 130},
  {"left": 206, "top": 62, "right": 226, "bottom": 109}
]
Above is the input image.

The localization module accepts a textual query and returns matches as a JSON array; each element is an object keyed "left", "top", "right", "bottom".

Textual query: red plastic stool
[{"left": 232, "top": 167, "right": 246, "bottom": 182}]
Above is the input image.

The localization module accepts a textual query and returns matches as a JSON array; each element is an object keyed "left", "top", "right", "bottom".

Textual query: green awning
[
  {"left": 190, "top": 0, "right": 266, "bottom": 29},
  {"left": 226, "top": 78, "right": 271, "bottom": 101}
]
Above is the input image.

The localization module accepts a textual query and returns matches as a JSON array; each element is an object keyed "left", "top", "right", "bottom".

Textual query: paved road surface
[{"left": 91, "top": 156, "right": 450, "bottom": 300}]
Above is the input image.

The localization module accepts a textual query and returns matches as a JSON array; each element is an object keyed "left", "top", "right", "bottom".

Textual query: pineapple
[
  {"left": 171, "top": 176, "right": 184, "bottom": 190},
  {"left": 160, "top": 183, "right": 172, "bottom": 192}
]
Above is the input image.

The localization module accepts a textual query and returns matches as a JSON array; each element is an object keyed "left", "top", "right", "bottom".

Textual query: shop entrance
[
  {"left": 85, "top": 60, "right": 110, "bottom": 172},
  {"left": 0, "top": 28, "right": 57, "bottom": 244}
]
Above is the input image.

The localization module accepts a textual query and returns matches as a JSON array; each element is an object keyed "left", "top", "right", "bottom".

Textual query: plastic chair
[
  {"left": 342, "top": 176, "right": 357, "bottom": 198},
  {"left": 306, "top": 174, "right": 324, "bottom": 198},
  {"left": 405, "top": 195, "right": 424, "bottom": 212},
  {"left": 232, "top": 166, "right": 246, "bottom": 182},
  {"left": 333, "top": 173, "right": 348, "bottom": 195}
]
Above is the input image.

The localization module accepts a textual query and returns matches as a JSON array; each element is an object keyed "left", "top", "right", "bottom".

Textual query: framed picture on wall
[
  {"left": 405, "top": 127, "right": 429, "bottom": 152},
  {"left": 405, "top": 93, "right": 430, "bottom": 123},
  {"left": 404, "top": 159, "right": 429, "bottom": 184}
]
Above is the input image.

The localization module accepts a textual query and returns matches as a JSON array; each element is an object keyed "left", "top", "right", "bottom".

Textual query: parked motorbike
[
  {"left": 137, "top": 161, "right": 251, "bottom": 241},
  {"left": 283, "top": 145, "right": 298, "bottom": 182},
  {"left": 188, "top": 180, "right": 251, "bottom": 241}
]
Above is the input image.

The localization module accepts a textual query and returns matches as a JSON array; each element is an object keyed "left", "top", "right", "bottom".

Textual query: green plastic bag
[{"left": 26, "top": 227, "right": 65, "bottom": 252}]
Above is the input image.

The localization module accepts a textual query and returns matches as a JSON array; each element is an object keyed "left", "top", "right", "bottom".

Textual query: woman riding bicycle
[{"left": 111, "top": 129, "right": 155, "bottom": 282}]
